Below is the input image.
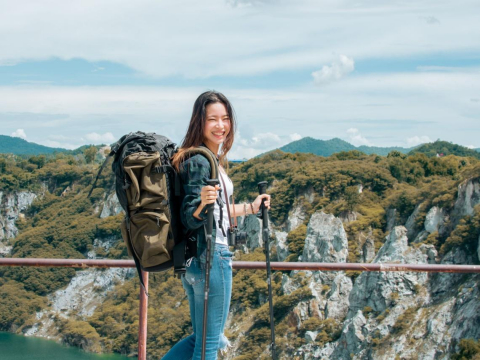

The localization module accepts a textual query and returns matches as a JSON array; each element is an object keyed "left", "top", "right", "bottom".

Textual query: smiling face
[{"left": 203, "top": 102, "right": 231, "bottom": 154}]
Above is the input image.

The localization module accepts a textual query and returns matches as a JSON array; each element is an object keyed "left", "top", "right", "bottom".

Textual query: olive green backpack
[{"left": 90, "top": 131, "right": 218, "bottom": 294}]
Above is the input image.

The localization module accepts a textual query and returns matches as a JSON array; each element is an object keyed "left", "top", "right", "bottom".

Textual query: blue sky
[{"left": 0, "top": 0, "right": 479, "bottom": 158}]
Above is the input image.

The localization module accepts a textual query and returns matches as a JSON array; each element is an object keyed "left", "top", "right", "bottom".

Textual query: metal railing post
[{"left": 138, "top": 270, "right": 149, "bottom": 360}]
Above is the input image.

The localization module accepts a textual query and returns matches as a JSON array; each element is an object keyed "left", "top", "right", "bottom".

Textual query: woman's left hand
[{"left": 252, "top": 194, "right": 271, "bottom": 213}]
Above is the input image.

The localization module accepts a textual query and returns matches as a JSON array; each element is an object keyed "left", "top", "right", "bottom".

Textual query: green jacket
[{"left": 178, "top": 153, "right": 217, "bottom": 264}]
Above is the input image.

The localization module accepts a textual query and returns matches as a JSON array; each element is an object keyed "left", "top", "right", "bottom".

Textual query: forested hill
[
  {"left": 277, "top": 137, "right": 413, "bottom": 157},
  {"left": 0, "top": 147, "right": 479, "bottom": 359},
  {"left": 0, "top": 135, "right": 67, "bottom": 155},
  {"left": 409, "top": 140, "right": 480, "bottom": 159},
  {"left": 276, "top": 137, "right": 480, "bottom": 159}
]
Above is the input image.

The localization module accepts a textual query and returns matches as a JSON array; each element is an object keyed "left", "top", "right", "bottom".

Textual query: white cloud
[
  {"left": 39, "top": 139, "right": 78, "bottom": 150},
  {"left": 290, "top": 133, "right": 302, "bottom": 141},
  {"left": 230, "top": 131, "right": 286, "bottom": 159},
  {"left": 237, "top": 131, "right": 282, "bottom": 148},
  {"left": 11, "top": 129, "right": 27, "bottom": 140},
  {"left": 85, "top": 132, "right": 116, "bottom": 143},
  {"left": 312, "top": 55, "right": 355, "bottom": 85},
  {"left": 346, "top": 128, "right": 372, "bottom": 146},
  {"left": 1, "top": 1, "right": 479, "bottom": 79},
  {"left": 406, "top": 135, "right": 432, "bottom": 147},
  {"left": 466, "top": 145, "right": 475, "bottom": 149},
  {"left": 1, "top": 67, "right": 480, "bottom": 156}
]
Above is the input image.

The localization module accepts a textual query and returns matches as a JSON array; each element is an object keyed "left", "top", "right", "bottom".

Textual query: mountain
[
  {"left": 277, "top": 137, "right": 412, "bottom": 157},
  {"left": 409, "top": 140, "right": 480, "bottom": 159},
  {"left": 1, "top": 151, "right": 479, "bottom": 359},
  {"left": 0, "top": 135, "right": 67, "bottom": 155}
]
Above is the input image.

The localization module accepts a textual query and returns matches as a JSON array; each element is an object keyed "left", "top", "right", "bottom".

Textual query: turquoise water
[{"left": 0, "top": 332, "right": 131, "bottom": 360}]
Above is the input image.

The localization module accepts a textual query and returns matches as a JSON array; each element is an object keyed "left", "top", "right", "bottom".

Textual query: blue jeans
[{"left": 162, "top": 244, "right": 233, "bottom": 360}]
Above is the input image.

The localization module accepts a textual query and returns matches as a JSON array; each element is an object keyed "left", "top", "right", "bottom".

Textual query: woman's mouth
[{"left": 212, "top": 132, "right": 225, "bottom": 139}]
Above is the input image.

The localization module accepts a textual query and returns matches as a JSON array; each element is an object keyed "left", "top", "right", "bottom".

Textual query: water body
[{"left": 0, "top": 332, "right": 130, "bottom": 360}]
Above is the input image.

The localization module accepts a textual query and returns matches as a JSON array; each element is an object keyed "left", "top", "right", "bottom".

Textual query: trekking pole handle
[
  {"left": 258, "top": 181, "right": 268, "bottom": 195},
  {"left": 257, "top": 181, "right": 268, "bottom": 223},
  {"left": 205, "top": 179, "right": 219, "bottom": 234}
]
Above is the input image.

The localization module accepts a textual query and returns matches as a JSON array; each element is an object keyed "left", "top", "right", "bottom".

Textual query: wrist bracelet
[{"left": 250, "top": 202, "right": 254, "bottom": 214}]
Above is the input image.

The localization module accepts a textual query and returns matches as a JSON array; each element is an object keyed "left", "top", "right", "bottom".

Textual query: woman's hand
[
  {"left": 200, "top": 184, "right": 220, "bottom": 207},
  {"left": 252, "top": 194, "right": 271, "bottom": 213}
]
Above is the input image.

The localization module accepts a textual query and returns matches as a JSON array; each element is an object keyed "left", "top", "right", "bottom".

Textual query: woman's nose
[{"left": 215, "top": 119, "right": 226, "bottom": 128}]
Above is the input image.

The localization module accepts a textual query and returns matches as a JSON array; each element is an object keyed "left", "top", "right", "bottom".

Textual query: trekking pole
[
  {"left": 201, "top": 179, "right": 219, "bottom": 360},
  {"left": 258, "top": 181, "right": 276, "bottom": 359}
]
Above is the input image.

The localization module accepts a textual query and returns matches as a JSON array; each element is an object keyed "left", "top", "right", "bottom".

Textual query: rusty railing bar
[
  {"left": 1, "top": 258, "right": 478, "bottom": 360},
  {"left": 0, "top": 258, "right": 479, "bottom": 273}
]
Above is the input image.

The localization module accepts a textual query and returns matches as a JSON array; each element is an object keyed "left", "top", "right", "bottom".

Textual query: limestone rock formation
[
  {"left": 0, "top": 191, "right": 38, "bottom": 257},
  {"left": 338, "top": 210, "right": 360, "bottom": 224},
  {"left": 274, "top": 230, "right": 289, "bottom": 261},
  {"left": 453, "top": 177, "right": 480, "bottom": 219},
  {"left": 25, "top": 267, "right": 133, "bottom": 338},
  {"left": 287, "top": 202, "right": 306, "bottom": 232},
  {"left": 283, "top": 211, "right": 353, "bottom": 334},
  {"left": 405, "top": 204, "right": 421, "bottom": 241},
  {"left": 414, "top": 206, "right": 447, "bottom": 243},
  {"left": 362, "top": 236, "right": 375, "bottom": 263},
  {"left": 239, "top": 214, "right": 263, "bottom": 250},
  {"left": 100, "top": 192, "right": 123, "bottom": 218},
  {"left": 302, "top": 212, "right": 348, "bottom": 264},
  {"left": 385, "top": 208, "right": 397, "bottom": 232}
]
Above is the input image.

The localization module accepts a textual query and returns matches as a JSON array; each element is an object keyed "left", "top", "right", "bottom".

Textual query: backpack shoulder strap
[{"left": 182, "top": 147, "right": 219, "bottom": 180}]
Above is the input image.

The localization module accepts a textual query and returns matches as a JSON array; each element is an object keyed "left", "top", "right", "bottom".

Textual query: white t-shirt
[{"left": 214, "top": 170, "right": 234, "bottom": 245}]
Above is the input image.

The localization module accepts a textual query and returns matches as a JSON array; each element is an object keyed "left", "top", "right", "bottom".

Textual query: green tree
[
  {"left": 344, "top": 185, "right": 361, "bottom": 211},
  {"left": 84, "top": 146, "right": 97, "bottom": 164}
]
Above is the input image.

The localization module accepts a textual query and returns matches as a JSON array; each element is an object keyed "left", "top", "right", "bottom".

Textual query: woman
[{"left": 162, "top": 91, "right": 271, "bottom": 360}]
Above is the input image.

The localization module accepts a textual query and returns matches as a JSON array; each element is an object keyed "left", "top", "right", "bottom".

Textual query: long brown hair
[{"left": 172, "top": 90, "right": 236, "bottom": 170}]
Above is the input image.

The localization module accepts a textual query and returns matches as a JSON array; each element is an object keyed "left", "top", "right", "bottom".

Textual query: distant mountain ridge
[
  {"left": 0, "top": 135, "right": 67, "bottom": 155},
  {"left": 409, "top": 140, "right": 480, "bottom": 159},
  {"left": 278, "top": 137, "right": 413, "bottom": 157}
]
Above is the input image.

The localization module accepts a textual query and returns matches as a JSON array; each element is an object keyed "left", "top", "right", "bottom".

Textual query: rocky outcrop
[
  {"left": 413, "top": 206, "right": 448, "bottom": 243},
  {"left": 325, "top": 226, "right": 430, "bottom": 359},
  {"left": 478, "top": 234, "right": 480, "bottom": 262},
  {"left": 86, "top": 237, "right": 119, "bottom": 259},
  {"left": 453, "top": 177, "right": 480, "bottom": 219},
  {"left": 25, "top": 265, "right": 133, "bottom": 338},
  {"left": 385, "top": 208, "right": 397, "bottom": 232},
  {"left": 239, "top": 214, "right": 263, "bottom": 250},
  {"left": 274, "top": 230, "right": 289, "bottom": 261},
  {"left": 287, "top": 202, "right": 306, "bottom": 232},
  {"left": 302, "top": 212, "right": 348, "bottom": 264},
  {"left": 100, "top": 193, "right": 122, "bottom": 218},
  {"left": 362, "top": 235, "right": 375, "bottom": 263},
  {"left": 338, "top": 210, "right": 360, "bottom": 224},
  {"left": 283, "top": 212, "right": 353, "bottom": 333},
  {"left": 405, "top": 204, "right": 421, "bottom": 241},
  {"left": 348, "top": 227, "right": 429, "bottom": 315},
  {"left": 0, "top": 191, "right": 38, "bottom": 257}
]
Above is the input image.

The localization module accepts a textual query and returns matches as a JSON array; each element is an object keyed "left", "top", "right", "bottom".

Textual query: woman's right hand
[{"left": 200, "top": 184, "right": 220, "bottom": 207}]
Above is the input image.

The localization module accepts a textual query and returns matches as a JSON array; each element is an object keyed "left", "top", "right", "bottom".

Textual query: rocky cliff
[
  {"left": 232, "top": 177, "right": 480, "bottom": 359},
  {"left": 0, "top": 190, "right": 38, "bottom": 256}
]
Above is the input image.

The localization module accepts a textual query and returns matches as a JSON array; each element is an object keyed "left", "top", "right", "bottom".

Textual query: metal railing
[{"left": 1, "top": 257, "right": 479, "bottom": 359}]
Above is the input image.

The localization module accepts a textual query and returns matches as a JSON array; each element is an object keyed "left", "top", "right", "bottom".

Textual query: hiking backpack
[{"left": 89, "top": 131, "right": 219, "bottom": 292}]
